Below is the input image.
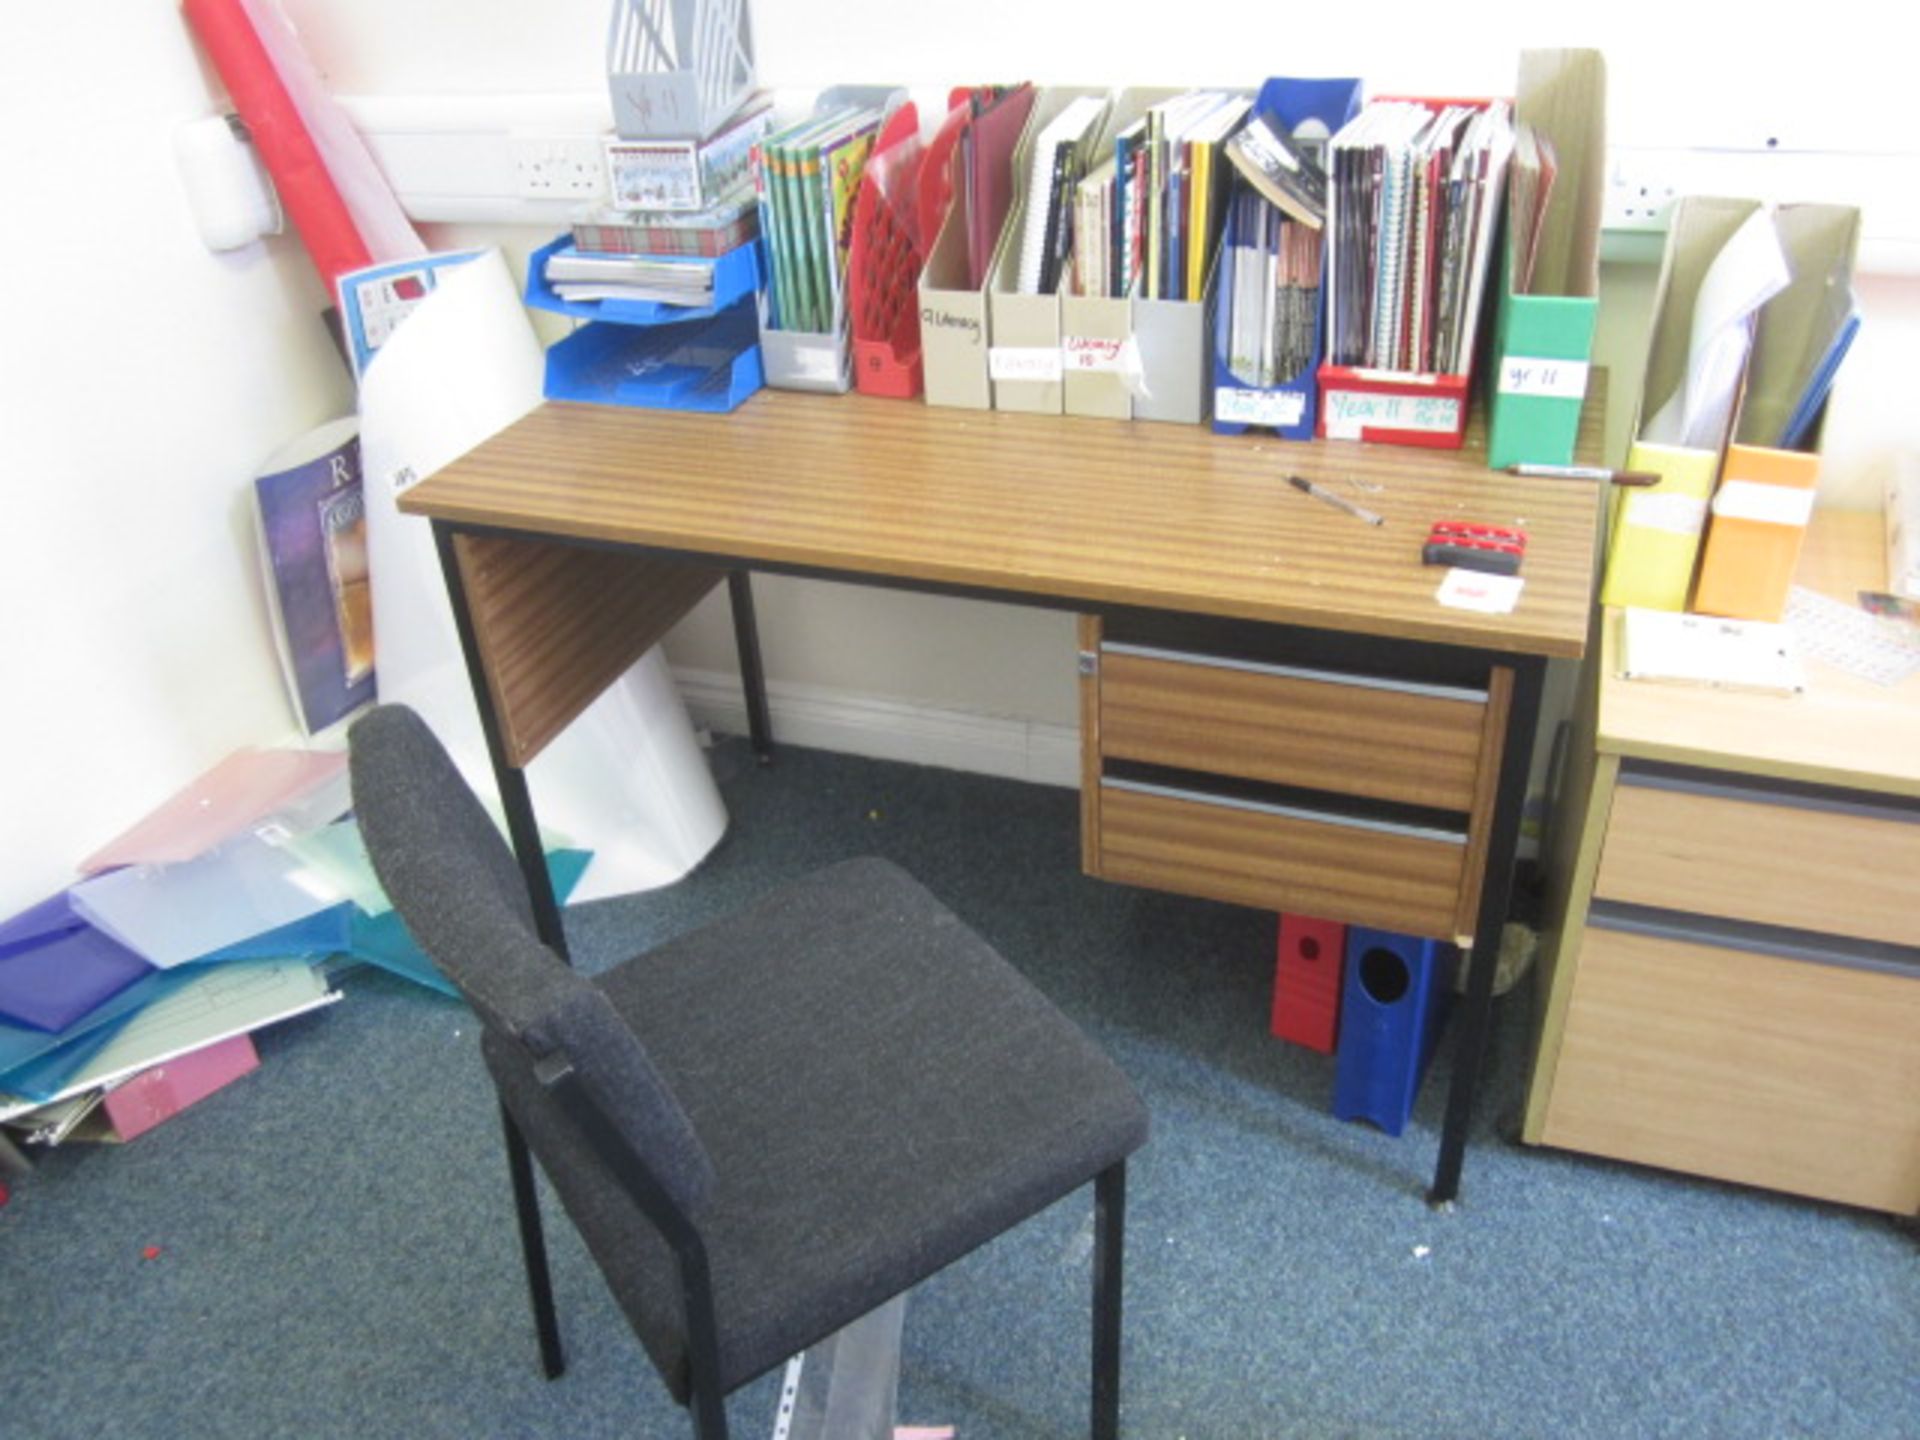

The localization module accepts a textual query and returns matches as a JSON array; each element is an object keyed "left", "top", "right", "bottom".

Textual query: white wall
[
  {"left": 5, "top": 1, "right": 1913, "bottom": 915},
  {"left": 0, "top": 9, "right": 354, "bottom": 917}
]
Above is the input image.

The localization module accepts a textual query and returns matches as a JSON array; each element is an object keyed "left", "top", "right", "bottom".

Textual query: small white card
[{"left": 1436, "top": 568, "right": 1524, "bottom": 614}]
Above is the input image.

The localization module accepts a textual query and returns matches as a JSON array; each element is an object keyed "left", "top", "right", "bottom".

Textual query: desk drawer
[
  {"left": 1593, "top": 768, "right": 1920, "bottom": 948},
  {"left": 1539, "top": 917, "right": 1920, "bottom": 1214},
  {"left": 1095, "top": 643, "right": 1489, "bottom": 812},
  {"left": 1092, "top": 779, "right": 1468, "bottom": 940}
]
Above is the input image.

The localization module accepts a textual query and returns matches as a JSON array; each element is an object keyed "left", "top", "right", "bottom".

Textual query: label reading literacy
[
  {"left": 1323, "top": 389, "right": 1460, "bottom": 439},
  {"left": 989, "top": 346, "right": 1063, "bottom": 383},
  {"left": 1215, "top": 387, "right": 1306, "bottom": 428},
  {"left": 1063, "top": 336, "right": 1128, "bottom": 373},
  {"left": 1498, "top": 358, "right": 1590, "bottom": 400}
]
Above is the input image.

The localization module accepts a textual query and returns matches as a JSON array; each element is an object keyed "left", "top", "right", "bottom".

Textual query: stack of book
[
  {"left": 1073, "top": 90, "right": 1250, "bottom": 302},
  {"left": 1220, "top": 111, "right": 1331, "bottom": 388},
  {"left": 752, "top": 105, "right": 886, "bottom": 334},
  {"left": 1326, "top": 99, "right": 1515, "bottom": 377}
]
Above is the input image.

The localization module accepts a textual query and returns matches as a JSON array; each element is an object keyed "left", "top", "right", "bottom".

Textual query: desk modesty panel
[{"left": 403, "top": 385, "right": 1604, "bottom": 659}]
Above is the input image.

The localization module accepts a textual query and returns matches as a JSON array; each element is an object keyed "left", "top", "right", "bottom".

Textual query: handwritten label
[
  {"left": 1498, "top": 357, "right": 1590, "bottom": 400},
  {"left": 1625, "top": 490, "right": 1708, "bottom": 537},
  {"left": 1214, "top": 387, "right": 1306, "bottom": 428},
  {"left": 1323, "top": 389, "right": 1461, "bottom": 440},
  {"left": 920, "top": 307, "right": 983, "bottom": 346},
  {"left": 1063, "top": 336, "right": 1129, "bottom": 373},
  {"left": 989, "top": 346, "right": 1063, "bottom": 383},
  {"left": 1712, "top": 479, "right": 1815, "bottom": 527}
]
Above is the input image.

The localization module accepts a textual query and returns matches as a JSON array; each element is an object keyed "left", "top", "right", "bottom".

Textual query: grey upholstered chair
[{"left": 348, "top": 704, "right": 1149, "bottom": 1440}]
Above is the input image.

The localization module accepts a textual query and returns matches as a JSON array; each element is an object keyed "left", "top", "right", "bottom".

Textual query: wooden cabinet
[
  {"left": 1525, "top": 512, "right": 1920, "bottom": 1215},
  {"left": 1076, "top": 615, "right": 1514, "bottom": 945}
]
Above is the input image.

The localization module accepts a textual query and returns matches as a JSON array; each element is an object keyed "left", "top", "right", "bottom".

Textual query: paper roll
[
  {"left": 357, "top": 250, "right": 727, "bottom": 900},
  {"left": 182, "top": 0, "right": 370, "bottom": 286}
]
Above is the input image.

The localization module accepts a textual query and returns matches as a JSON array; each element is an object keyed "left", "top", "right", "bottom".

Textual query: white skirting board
[{"left": 671, "top": 668, "right": 1081, "bottom": 789}]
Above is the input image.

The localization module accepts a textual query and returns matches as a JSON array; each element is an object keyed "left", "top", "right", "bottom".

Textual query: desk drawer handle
[
  {"left": 1102, "top": 777, "right": 1468, "bottom": 846},
  {"left": 1101, "top": 642, "right": 1488, "bottom": 705}
]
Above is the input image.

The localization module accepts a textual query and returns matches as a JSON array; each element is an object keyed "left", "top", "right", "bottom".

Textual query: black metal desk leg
[
  {"left": 1092, "top": 1161, "right": 1126, "bottom": 1440},
  {"left": 431, "top": 522, "right": 570, "bottom": 1373},
  {"left": 1429, "top": 657, "right": 1545, "bottom": 1207},
  {"left": 728, "top": 570, "right": 774, "bottom": 763}
]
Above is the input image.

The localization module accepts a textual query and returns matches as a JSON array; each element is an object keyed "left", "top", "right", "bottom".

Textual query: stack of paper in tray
[{"left": 0, "top": 745, "right": 590, "bottom": 1152}]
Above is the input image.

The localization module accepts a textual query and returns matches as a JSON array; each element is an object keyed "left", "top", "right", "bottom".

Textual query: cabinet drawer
[
  {"left": 1091, "top": 779, "right": 1468, "bottom": 940},
  {"left": 1593, "top": 769, "right": 1920, "bottom": 947},
  {"left": 1096, "top": 643, "right": 1489, "bottom": 812},
  {"left": 1539, "top": 920, "right": 1920, "bottom": 1214}
]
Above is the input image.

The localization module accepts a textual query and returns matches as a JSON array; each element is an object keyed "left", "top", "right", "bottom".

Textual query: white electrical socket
[
  {"left": 508, "top": 136, "right": 607, "bottom": 201},
  {"left": 1604, "top": 155, "right": 1683, "bottom": 233}
]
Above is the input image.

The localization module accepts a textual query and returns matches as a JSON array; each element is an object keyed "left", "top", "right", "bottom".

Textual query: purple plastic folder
[{"left": 0, "top": 892, "right": 155, "bottom": 1033}]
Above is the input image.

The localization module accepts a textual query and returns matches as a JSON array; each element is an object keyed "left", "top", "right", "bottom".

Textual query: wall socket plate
[{"left": 507, "top": 135, "right": 607, "bottom": 201}]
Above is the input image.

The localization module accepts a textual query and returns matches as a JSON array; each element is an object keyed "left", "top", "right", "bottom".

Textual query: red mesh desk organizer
[{"left": 846, "top": 104, "right": 925, "bottom": 398}]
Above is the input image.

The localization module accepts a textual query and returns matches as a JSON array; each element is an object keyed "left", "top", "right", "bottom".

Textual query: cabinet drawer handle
[
  {"left": 1617, "top": 759, "right": 1920, "bottom": 827},
  {"left": 1588, "top": 901, "right": 1920, "bottom": 981},
  {"left": 1103, "top": 777, "right": 1468, "bottom": 845},
  {"left": 1101, "top": 642, "right": 1488, "bottom": 704}
]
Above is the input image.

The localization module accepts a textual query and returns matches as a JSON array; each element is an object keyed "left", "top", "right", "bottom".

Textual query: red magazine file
[
  {"left": 848, "top": 103, "right": 926, "bottom": 398},
  {"left": 1271, "top": 913, "right": 1345, "bottom": 1053},
  {"left": 1316, "top": 95, "right": 1503, "bottom": 451}
]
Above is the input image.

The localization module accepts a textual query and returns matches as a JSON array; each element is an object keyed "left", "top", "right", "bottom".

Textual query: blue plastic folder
[{"left": 0, "top": 892, "right": 154, "bottom": 1033}]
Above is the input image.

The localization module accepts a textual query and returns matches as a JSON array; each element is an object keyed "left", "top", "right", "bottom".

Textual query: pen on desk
[
  {"left": 1288, "top": 474, "right": 1384, "bottom": 526},
  {"left": 1505, "top": 463, "right": 1660, "bottom": 487}
]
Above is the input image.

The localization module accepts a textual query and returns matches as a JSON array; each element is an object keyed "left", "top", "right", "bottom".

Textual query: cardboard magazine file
[
  {"left": 757, "top": 86, "right": 908, "bottom": 395},
  {"left": 1210, "top": 76, "right": 1362, "bottom": 440},
  {"left": 1487, "top": 49, "right": 1606, "bottom": 469},
  {"left": 1693, "top": 204, "right": 1861, "bottom": 621},
  {"left": 988, "top": 87, "right": 1112, "bottom": 415},
  {"left": 1601, "top": 195, "right": 1763, "bottom": 611},
  {"left": 845, "top": 102, "right": 926, "bottom": 398},
  {"left": 1058, "top": 87, "right": 1180, "bottom": 421}
]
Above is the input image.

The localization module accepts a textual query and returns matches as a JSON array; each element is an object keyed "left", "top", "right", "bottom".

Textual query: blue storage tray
[
  {"left": 526, "top": 234, "right": 763, "bottom": 326},
  {"left": 544, "top": 302, "right": 763, "bottom": 413}
]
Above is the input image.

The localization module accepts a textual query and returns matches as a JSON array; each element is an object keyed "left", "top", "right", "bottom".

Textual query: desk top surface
[
  {"left": 1599, "top": 510, "right": 1920, "bottom": 797},
  {"left": 404, "top": 382, "right": 1606, "bottom": 659}
]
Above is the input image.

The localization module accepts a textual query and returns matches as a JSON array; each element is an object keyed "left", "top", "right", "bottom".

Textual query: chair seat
[{"left": 490, "top": 856, "right": 1148, "bottom": 1401}]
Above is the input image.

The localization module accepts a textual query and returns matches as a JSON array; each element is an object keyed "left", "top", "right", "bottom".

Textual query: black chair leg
[
  {"left": 1092, "top": 1161, "right": 1126, "bottom": 1440},
  {"left": 501, "top": 1106, "right": 566, "bottom": 1379},
  {"left": 727, "top": 570, "right": 774, "bottom": 765}
]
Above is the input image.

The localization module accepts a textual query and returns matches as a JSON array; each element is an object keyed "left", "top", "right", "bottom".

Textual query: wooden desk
[
  {"left": 1525, "top": 511, "right": 1920, "bottom": 1213},
  {"left": 405, "top": 384, "right": 1606, "bottom": 1205}
]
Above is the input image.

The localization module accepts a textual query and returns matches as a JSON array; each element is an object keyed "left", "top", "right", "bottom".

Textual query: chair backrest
[{"left": 348, "top": 705, "right": 714, "bottom": 1219}]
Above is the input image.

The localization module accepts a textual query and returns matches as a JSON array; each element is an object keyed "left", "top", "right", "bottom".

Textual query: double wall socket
[{"left": 507, "top": 135, "right": 607, "bottom": 201}]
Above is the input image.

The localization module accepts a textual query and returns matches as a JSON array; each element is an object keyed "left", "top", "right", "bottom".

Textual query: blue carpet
[{"left": 3, "top": 741, "right": 1915, "bottom": 1439}]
